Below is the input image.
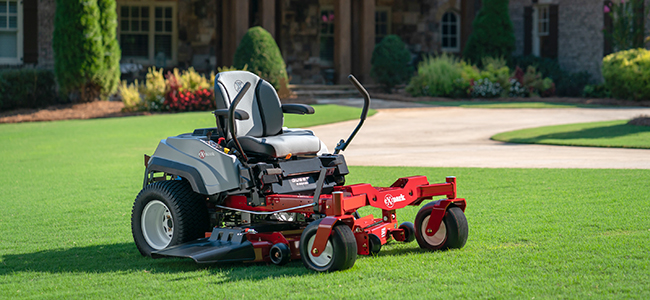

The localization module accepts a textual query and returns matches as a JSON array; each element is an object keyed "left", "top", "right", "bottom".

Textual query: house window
[
  {"left": 537, "top": 5, "right": 549, "bottom": 36},
  {"left": 375, "top": 7, "right": 391, "bottom": 44},
  {"left": 441, "top": 11, "right": 460, "bottom": 52},
  {"left": 118, "top": 2, "right": 177, "bottom": 66},
  {"left": 0, "top": 0, "right": 22, "bottom": 64},
  {"left": 320, "top": 7, "right": 334, "bottom": 66}
]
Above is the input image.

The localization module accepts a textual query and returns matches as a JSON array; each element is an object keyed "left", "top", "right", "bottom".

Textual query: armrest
[
  {"left": 282, "top": 103, "right": 315, "bottom": 115},
  {"left": 213, "top": 109, "right": 250, "bottom": 120}
]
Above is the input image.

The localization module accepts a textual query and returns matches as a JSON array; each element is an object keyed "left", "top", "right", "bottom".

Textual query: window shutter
[
  {"left": 23, "top": 0, "right": 38, "bottom": 64},
  {"left": 524, "top": 6, "right": 532, "bottom": 55},
  {"left": 542, "top": 4, "right": 558, "bottom": 59}
]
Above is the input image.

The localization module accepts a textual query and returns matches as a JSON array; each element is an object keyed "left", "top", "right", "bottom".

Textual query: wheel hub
[
  {"left": 421, "top": 215, "right": 446, "bottom": 247},
  {"left": 142, "top": 200, "right": 174, "bottom": 250},
  {"left": 307, "top": 235, "right": 333, "bottom": 267}
]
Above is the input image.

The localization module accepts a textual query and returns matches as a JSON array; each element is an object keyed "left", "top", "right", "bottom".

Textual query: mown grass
[
  {"left": 419, "top": 101, "right": 608, "bottom": 109},
  {"left": 492, "top": 119, "right": 650, "bottom": 149},
  {"left": 1, "top": 109, "right": 649, "bottom": 299}
]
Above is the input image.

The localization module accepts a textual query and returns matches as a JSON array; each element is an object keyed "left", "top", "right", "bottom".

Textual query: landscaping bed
[{"left": 0, "top": 100, "right": 139, "bottom": 124}]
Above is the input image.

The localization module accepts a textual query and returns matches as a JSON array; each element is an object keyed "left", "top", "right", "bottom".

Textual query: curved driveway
[{"left": 309, "top": 102, "right": 650, "bottom": 169}]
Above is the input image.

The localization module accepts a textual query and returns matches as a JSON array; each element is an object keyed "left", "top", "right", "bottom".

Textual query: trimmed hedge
[
  {"left": 53, "top": 0, "right": 121, "bottom": 102},
  {"left": 0, "top": 69, "right": 60, "bottom": 111},
  {"left": 602, "top": 48, "right": 650, "bottom": 101},
  {"left": 371, "top": 35, "right": 413, "bottom": 92},
  {"left": 233, "top": 26, "right": 288, "bottom": 91},
  {"left": 462, "top": 0, "right": 515, "bottom": 65}
]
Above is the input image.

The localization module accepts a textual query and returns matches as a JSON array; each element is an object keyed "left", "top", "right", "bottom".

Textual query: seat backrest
[{"left": 214, "top": 71, "right": 284, "bottom": 137}]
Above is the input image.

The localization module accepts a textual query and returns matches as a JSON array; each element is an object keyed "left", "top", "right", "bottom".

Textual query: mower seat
[{"left": 214, "top": 71, "right": 324, "bottom": 158}]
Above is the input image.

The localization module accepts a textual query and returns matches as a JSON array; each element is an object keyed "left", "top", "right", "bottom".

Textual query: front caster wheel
[
  {"left": 299, "top": 219, "right": 357, "bottom": 272},
  {"left": 399, "top": 221, "right": 416, "bottom": 243},
  {"left": 414, "top": 204, "right": 468, "bottom": 251},
  {"left": 270, "top": 243, "right": 291, "bottom": 265}
]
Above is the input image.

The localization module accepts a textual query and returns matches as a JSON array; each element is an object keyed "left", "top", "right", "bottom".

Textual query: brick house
[{"left": 2, "top": 0, "right": 648, "bottom": 83}]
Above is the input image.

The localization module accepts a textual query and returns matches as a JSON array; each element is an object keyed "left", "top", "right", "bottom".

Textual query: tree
[
  {"left": 233, "top": 26, "right": 289, "bottom": 92},
  {"left": 97, "top": 0, "right": 121, "bottom": 97},
  {"left": 462, "top": 0, "right": 515, "bottom": 65},
  {"left": 371, "top": 35, "right": 413, "bottom": 93},
  {"left": 53, "top": 0, "right": 121, "bottom": 102}
]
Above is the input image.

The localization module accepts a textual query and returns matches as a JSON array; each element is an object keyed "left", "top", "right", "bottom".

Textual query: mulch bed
[
  {"left": 627, "top": 115, "right": 650, "bottom": 126},
  {"left": 0, "top": 101, "right": 150, "bottom": 124}
]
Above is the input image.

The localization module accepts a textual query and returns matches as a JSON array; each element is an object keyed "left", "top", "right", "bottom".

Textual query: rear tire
[
  {"left": 300, "top": 219, "right": 357, "bottom": 272},
  {"left": 131, "top": 180, "right": 210, "bottom": 257},
  {"left": 414, "top": 204, "right": 468, "bottom": 251}
]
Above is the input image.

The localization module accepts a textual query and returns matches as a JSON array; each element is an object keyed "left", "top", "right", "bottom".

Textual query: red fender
[
  {"left": 309, "top": 215, "right": 353, "bottom": 257},
  {"left": 425, "top": 199, "right": 466, "bottom": 236}
]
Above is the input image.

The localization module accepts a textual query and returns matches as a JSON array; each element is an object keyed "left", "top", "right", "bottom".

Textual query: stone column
[
  {"left": 259, "top": 0, "right": 276, "bottom": 38},
  {"left": 221, "top": 0, "right": 249, "bottom": 67},
  {"left": 334, "top": 0, "right": 351, "bottom": 84},
  {"left": 357, "top": 0, "right": 375, "bottom": 83}
]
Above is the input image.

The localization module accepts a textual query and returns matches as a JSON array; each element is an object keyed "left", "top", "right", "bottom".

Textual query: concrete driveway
[{"left": 309, "top": 101, "right": 650, "bottom": 169}]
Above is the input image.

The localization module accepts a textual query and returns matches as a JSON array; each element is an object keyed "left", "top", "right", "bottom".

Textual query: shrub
[
  {"left": 479, "top": 62, "right": 511, "bottom": 93},
  {"left": 470, "top": 78, "right": 502, "bottom": 98},
  {"left": 233, "top": 26, "right": 289, "bottom": 92},
  {"left": 97, "top": 0, "right": 121, "bottom": 97},
  {"left": 217, "top": 65, "right": 248, "bottom": 73},
  {"left": 142, "top": 67, "right": 167, "bottom": 111},
  {"left": 53, "top": 0, "right": 120, "bottom": 102},
  {"left": 508, "top": 79, "right": 528, "bottom": 97},
  {"left": 406, "top": 54, "right": 465, "bottom": 98},
  {"left": 168, "top": 67, "right": 213, "bottom": 93},
  {"left": 602, "top": 48, "right": 650, "bottom": 100},
  {"left": 462, "top": 0, "right": 515, "bottom": 65},
  {"left": 0, "top": 69, "right": 60, "bottom": 111},
  {"left": 582, "top": 84, "right": 611, "bottom": 98},
  {"left": 371, "top": 35, "right": 413, "bottom": 92},
  {"left": 53, "top": 0, "right": 103, "bottom": 102},
  {"left": 513, "top": 66, "right": 555, "bottom": 97},
  {"left": 118, "top": 67, "right": 217, "bottom": 112},
  {"left": 509, "top": 55, "right": 590, "bottom": 97},
  {"left": 118, "top": 80, "right": 142, "bottom": 112},
  {"left": 164, "top": 74, "right": 215, "bottom": 112}
]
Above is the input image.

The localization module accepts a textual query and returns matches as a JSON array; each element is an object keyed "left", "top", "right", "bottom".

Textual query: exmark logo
[
  {"left": 234, "top": 80, "right": 244, "bottom": 92},
  {"left": 198, "top": 150, "right": 216, "bottom": 159},
  {"left": 384, "top": 194, "right": 407, "bottom": 208}
]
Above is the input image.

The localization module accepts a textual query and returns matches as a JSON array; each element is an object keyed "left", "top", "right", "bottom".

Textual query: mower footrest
[{"left": 151, "top": 228, "right": 256, "bottom": 263}]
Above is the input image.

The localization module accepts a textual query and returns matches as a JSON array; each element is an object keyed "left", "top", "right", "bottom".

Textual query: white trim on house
[
  {"left": 0, "top": 0, "right": 23, "bottom": 65},
  {"left": 532, "top": 4, "right": 550, "bottom": 57}
]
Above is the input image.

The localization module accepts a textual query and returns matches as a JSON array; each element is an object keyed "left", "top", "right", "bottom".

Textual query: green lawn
[
  {"left": 492, "top": 119, "right": 650, "bottom": 149},
  {"left": 419, "top": 101, "right": 608, "bottom": 109},
  {"left": 1, "top": 109, "right": 649, "bottom": 298}
]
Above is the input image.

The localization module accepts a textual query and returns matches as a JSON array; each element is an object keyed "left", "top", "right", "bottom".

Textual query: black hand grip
[
  {"left": 347, "top": 74, "right": 370, "bottom": 121},
  {"left": 334, "top": 75, "right": 372, "bottom": 154}
]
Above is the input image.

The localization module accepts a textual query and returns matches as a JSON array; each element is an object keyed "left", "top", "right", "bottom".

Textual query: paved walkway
[{"left": 310, "top": 99, "right": 650, "bottom": 169}]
